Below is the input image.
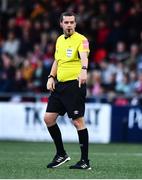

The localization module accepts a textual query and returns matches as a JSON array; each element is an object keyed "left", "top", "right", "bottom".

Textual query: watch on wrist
[
  {"left": 82, "top": 66, "right": 88, "bottom": 70},
  {"left": 48, "top": 75, "right": 55, "bottom": 79}
]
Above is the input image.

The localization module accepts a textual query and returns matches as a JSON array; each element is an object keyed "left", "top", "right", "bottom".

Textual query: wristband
[
  {"left": 82, "top": 66, "right": 88, "bottom": 70},
  {"left": 48, "top": 75, "right": 55, "bottom": 79}
]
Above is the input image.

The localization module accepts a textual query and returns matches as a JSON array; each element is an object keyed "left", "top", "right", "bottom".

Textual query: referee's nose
[{"left": 67, "top": 23, "right": 71, "bottom": 27}]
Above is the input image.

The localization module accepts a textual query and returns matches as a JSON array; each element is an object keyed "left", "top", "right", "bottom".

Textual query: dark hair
[{"left": 60, "top": 12, "right": 76, "bottom": 22}]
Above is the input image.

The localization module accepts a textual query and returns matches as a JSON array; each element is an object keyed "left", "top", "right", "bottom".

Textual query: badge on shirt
[
  {"left": 82, "top": 39, "right": 89, "bottom": 49},
  {"left": 66, "top": 49, "right": 73, "bottom": 57}
]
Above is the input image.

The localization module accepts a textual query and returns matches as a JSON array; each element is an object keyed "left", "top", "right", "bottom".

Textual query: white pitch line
[
  {"left": 0, "top": 151, "right": 142, "bottom": 156},
  {"left": 71, "top": 152, "right": 142, "bottom": 156}
]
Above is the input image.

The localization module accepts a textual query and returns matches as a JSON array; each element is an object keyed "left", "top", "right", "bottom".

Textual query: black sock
[
  {"left": 78, "top": 128, "right": 89, "bottom": 161},
  {"left": 48, "top": 124, "right": 66, "bottom": 156}
]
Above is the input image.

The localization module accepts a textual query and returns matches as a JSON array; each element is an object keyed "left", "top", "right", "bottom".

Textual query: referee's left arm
[{"left": 78, "top": 51, "right": 88, "bottom": 88}]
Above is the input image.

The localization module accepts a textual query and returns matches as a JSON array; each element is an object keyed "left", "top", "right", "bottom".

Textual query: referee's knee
[
  {"left": 44, "top": 112, "right": 57, "bottom": 127},
  {"left": 72, "top": 117, "right": 86, "bottom": 130}
]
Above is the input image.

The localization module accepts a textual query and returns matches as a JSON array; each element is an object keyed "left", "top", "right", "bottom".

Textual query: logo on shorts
[{"left": 74, "top": 110, "right": 79, "bottom": 115}]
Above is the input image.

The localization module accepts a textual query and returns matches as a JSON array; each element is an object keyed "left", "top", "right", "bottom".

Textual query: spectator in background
[
  {"left": 15, "top": 8, "right": 26, "bottom": 28},
  {"left": 2, "top": 31, "right": 20, "bottom": 56},
  {"left": 19, "top": 29, "right": 33, "bottom": 56},
  {"left": 109, "top": 41, "right": 129, "bottom": 63},
  {"left": 97, "top": 2, "right": 109, "bottom": 20},
  {"left": 12, "top": 69, "right": 27, "bottom": 92},
  {"left": 0, "top": 53, "right": 15, "bottom": 92},
  {"left": 136, "top": 53, "right": 142, "bottom": 73},
  {"left": 134, "top": 72, "right": 142, "bottom": 94},
  {"left": 90, "top": 70, "right": 104, "bottom": 96},
  {"left": 42, "top": 19, "right": 52, "bottom": 34},
  {"left": 129, "top": 70, "right": 138, "bottom": 93},
  {"left": 115, "top": 62, "right": 128, "bottom": 84},
  {"left": 31, "top": 21, "right": 42, "bottom": 44},
  {"left": 30, "top": 2, "right": 46, "bottom": 20},
  {"left": 115, "top": 73, "right": 132, "bottom": 95},
  {"left": 31, "top": 59, "right": 50, "bottom": 92},
  {"left": 21, "top": 58, "right": 34, "bottom": 84},
  {"left": 100, "top": 60, "right": 117, "bottom": 85},
  {"left": 0, "top": 33, "right": 3, "bottom": 54},
  {"left": 103, "top": 73, "right": 116, "bottom": 97},
  {"left": 110, "top": 1, "right": 125, "bottom": 23},
  {"left": 43, "top": 42, "right": 54, "bottom": 71},
  {"left": 5, "top": 18, "right": 22, "bottom": 39},
  {"left": 125, "top": 43, "right": 140, "bottom": 70},
  {"left": 92, "top": 48, "right": 107, "bottom": 66},
  {"left": 125, "top": 6, "right": 142, "bottom": 44},
  {"left": 96, "top": 18, "right": 110, "bottom": 48},
  {"left": 107, "top": 19, "right": 126, "bottom": 50}
]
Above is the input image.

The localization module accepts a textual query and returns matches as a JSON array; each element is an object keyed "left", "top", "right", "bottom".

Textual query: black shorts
[{"left": 46, "top": 80, "right": 86, "bottom": 119}]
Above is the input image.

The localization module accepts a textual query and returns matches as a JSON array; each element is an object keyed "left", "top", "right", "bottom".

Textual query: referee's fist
[{"left": 47, "top": 78, "right": 55, "bottom": 91}]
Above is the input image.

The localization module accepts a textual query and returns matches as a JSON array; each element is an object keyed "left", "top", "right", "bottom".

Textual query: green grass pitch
[{"left": 0, "top": 141, "right": 142, "bottom": 179}]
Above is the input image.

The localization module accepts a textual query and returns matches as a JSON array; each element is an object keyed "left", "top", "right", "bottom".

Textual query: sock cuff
[
  {"left": 78, "top": 128, "right": 88, "bottom": 134},
  {"left": 48, "top": 124, "right": 58, "bottom": 130}
]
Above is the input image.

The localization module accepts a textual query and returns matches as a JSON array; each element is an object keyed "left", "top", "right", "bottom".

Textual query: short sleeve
[{"left": 54, "top": 39, "right": 59, "bottom": 61}]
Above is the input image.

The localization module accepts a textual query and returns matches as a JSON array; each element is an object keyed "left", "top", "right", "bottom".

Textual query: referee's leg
[
  {"left": 44, "top": 112, "right": 70, "bottom": 168},
  {"left": 69, "top": 117, "right": 91, "bottom": 170}
]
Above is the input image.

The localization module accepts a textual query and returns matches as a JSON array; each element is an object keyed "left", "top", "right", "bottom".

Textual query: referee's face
[{"left": 60, "top": 16, "right": 76, "bottom": 37}]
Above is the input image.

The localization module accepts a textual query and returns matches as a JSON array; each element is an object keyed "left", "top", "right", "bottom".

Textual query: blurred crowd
[{"left": 1, "top": 0, "right": 142, "bottom": 104}]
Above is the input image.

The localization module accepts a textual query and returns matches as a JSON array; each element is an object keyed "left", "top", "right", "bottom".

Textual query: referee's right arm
[{"left": 46, "top": 60, "right": 58, "bottom": 91}]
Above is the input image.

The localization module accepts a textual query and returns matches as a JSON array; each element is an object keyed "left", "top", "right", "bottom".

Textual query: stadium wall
[
  {"left": 0, "top": 102, "right": 142, "bottom": 143},
  {"left": 111, "top": 105, "right": 142, "bottom": 143},
  {"left": 0, "top": 102, "right": 111, "bottom": 143}
]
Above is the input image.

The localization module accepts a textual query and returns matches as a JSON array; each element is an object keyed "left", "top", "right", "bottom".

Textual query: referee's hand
[
  {"left": 46, "top": 78, "right": 55, "bottom": 91},
  {"left": 78, "top": 69, "right": 87, "bottom": 88}
]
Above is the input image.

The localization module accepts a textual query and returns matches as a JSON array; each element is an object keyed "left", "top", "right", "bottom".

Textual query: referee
[{"left": 44, "top": 12, "right": 91, "bottom": 170}]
